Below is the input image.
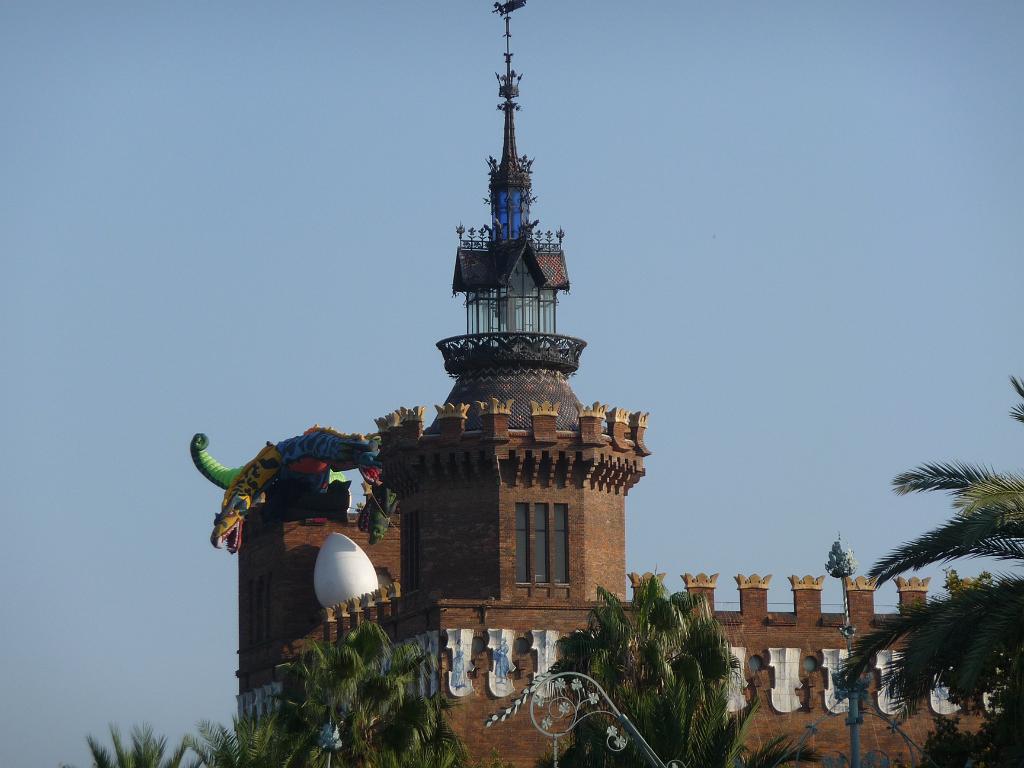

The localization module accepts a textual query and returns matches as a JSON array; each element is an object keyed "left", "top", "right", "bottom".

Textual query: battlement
[
  {"left": 375, "top": 400, "right": 649, "bottom": 497},
  {"left": 636, "top": 571, "right": 934, "bottom": 624}
]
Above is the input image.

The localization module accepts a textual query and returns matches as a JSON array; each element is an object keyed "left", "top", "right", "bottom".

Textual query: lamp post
[
  {"left": 317, "top": 720, "right": 343, "bottom": 768},
  {"left": 825, "top": 535, "right": 869, "bottom": 768}
]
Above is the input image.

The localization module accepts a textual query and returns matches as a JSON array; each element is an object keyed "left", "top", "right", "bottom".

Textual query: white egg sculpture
[{"left": 313, "top": 533, "right": 380, "bottom": 608}]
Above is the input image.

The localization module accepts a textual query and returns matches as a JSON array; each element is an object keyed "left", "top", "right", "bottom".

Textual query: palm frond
[
  {"left": 867, "top": 507, "right": 1024, "bottom": 582},
  {"left": 891, "top": 461, "right": 996, "bottom": 495}
]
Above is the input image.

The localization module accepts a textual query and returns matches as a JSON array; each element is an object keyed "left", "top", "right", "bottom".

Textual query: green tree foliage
[
  {"left": 846, "top": 377, "right": 1024, "bottom": 765},
  {"left": 64, "top": 724, "right": 189, "bottom": 768},
  {"left": 546, "top": 576, "right": 813, "bottom": 768},
  {"left": 277, "top": 622, "right": 468, "bottom": 768},
  {"left": 188, "top": 714, "right": 309, "bottom": 768}
]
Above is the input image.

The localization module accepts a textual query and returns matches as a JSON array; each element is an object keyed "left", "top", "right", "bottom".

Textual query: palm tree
[
  {"left": 188, "top": 713, "right": 309, "bottom": 768},
  {"left": 277, "top": 622, "right": 468, "bottom": 768},
  {"left": 548, "top": 575, "right": 812, "bottom": 768},
  {"left": 845, "top": 377, "right": 1024, "bottom": 757},
  {"left": 66, "top": 724, "right": 189, "bottom": 768}
]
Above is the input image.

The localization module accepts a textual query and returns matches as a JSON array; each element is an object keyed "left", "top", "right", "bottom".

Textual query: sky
[{"left": 1, "top": 1, "right": 1022, "bottom": 765}]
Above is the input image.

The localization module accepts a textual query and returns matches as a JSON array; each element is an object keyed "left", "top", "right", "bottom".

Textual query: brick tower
[{"left": 362, "top": 5, "right": 650, "bottom": 761}]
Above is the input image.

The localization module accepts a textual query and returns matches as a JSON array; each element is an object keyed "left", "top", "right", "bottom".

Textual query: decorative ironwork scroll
[{"left": 437, "top": 332, "right": 586, "bottom": 375}]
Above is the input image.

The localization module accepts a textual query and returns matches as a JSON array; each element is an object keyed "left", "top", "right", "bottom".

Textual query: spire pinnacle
[{"left": 488, "top": 1, "right": 533, "bottom": 241}]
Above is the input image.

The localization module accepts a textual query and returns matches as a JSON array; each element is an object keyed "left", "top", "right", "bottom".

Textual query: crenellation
[{"left": 896, "top": 575, "right": 931, "bottom": 607}]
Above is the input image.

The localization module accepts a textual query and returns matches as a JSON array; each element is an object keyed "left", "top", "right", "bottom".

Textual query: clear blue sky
[{"left": 2, "top": 1, "right": 1021, "bottom": 765}]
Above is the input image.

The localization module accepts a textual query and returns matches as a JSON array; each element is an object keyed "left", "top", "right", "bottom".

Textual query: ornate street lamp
[
  {"left": 486, "top": 670, "right": 684, "bottom": 768},
  {"left": 317, "top": 720, "right": 343, "bottom": 768},
  {"left": 825, "top": 535, "right": 869, "bottom": 768}
]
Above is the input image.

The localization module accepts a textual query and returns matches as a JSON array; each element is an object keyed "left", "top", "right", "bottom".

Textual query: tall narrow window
[
  {"left": 515, "top": 503, "right": 530, "bottom": 583},
  {"left": 534, "top": 503, "right": 549, "bottom": 582},
  {"left": 553, "top": 504, "right": 569, "bottom": 583}
]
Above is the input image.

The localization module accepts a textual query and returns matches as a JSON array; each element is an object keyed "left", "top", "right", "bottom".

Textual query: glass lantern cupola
[{"left": 450, "top": 3, "right": 570, "bottom": 338}]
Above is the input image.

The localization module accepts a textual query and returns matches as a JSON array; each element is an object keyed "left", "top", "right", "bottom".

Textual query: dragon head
[
  {"left": 211, "top": 491, "right": 251, "bottom": 553},
  {"left": 356, "top": 439, "right": 383, "bottom": 486}
]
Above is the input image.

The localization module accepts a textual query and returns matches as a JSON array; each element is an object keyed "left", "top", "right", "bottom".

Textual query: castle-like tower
[{"left": 231, "top": 7, "right": 981, "bottom": 765}]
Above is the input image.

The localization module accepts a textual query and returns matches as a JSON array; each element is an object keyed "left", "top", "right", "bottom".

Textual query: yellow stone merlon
[
  {"left": 844, "top": 575, "right": 878, "bottom": 592},
  {"left": 530, "top": 400, "right": 559, "bottom": 417},
  {"left": 682, "top": 572, "right": 719, "bottom": 589},
  {"left": 735, "top": 573, "right": 772, "bottom": 589},
  {"left": 629, "top": 411, "right": 650, "bottom": 428},
  {"left": 578, "top": 402, "right": 609, "bottom": 418},
  {"left": 398, "top": 406, "right": 426, "bottom": 423},
  {"left": 477, "top": 397, "right": 514, "bottom": 415},
  {"left": 628, "top": 571, "right": 666, "bottom": 588},
  {"left": 434, "top": 402, "right": 470, "bottom": 419},
  {"left": 895, "top": 576, "right": 931, "bottom": 592},
  {"left": 608, "top": 407, "right": 631, "bottom": 424},
  {"left": 321, "top": 606, "right": 336, "bottom": 623},
  {"left": 788, "top": 575, "right": 826, "bottom": 591}
]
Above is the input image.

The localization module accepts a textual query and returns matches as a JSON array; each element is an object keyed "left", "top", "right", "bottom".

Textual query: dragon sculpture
[{"left": 191, "top": 426, "right": 383, "bottom": 554}]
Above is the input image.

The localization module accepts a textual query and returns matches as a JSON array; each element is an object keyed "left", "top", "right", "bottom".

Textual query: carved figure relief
[
  {"left": 768, "top": 647, "right": 803, "bottom": 713},
  {"left": 727, "top": 646, "right": 747, "bottom": 713},
  {"left": 821, "top": 648, "right": 850, "bottom": 713},
  {"left": 446, "top": 628, "right": 475, "bottom": 697},
  {"left": 487, "top": 628, "right": 517, "bottom": 698},
  {"left": 530, "top": 629, "right": 559, "bottom": 693}
]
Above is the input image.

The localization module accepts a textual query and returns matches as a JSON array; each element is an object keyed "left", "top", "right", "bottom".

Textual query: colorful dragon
[{"left": 190, "top": 427, "right": 383, "bottom": 554}]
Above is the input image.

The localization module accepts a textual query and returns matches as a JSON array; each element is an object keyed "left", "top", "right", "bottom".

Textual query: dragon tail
[{"left": 191, "top": 433, "right": 244, "bottom": 489}]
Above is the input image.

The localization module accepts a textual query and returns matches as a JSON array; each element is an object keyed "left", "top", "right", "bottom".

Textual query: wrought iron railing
[
  {"left": 436, "top": 333, "right": 586, "bottom": 375},
  {"left": 456, "top": 224, "right": 564, "bottom": 253}
]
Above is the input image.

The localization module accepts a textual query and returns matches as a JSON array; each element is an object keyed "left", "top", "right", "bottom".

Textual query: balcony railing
[{"left": 436, "top": 333, "right": 586, "bottom": 376}]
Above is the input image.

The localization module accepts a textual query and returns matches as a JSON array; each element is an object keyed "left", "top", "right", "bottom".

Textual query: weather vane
[{"left": 493, "top": 1, "right": 527, "bottom": 16}]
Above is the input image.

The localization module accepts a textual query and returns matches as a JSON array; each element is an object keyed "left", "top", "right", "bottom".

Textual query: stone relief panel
[
  {"left": 768, "top": 647, "right": 803, "bottom": 713},
  {"left": 821, "top": 648, "right": 850, "bottom": 714},
  {"left": 930, "top": 680, "right": 960, "bottom": 715},
  {"left": 727, "top": 646, "right": 747, "bottom": 713},
  {"left": 530, "top": 629, "right": 560, "bottom": 694},
  {"left": 875, "top": 649, "right": 900, "bottom": 715},
  {"left": 487, "top": 628, "right": 517, "bottom": 698},
  {"left": 445, "top": 628, "right": 475, "bottom": 698},
  {"left": 417, "top": 631, "right": 440, "bottom": 697}
]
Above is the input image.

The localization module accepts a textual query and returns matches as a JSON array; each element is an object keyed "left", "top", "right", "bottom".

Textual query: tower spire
[{"left": 489, "top": 1, "right": 532, "bottom": 241}]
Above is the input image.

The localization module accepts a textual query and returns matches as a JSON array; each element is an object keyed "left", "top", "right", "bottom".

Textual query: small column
[
  {"left": 844, "top": 576, "right": 877, "bottom": 625},
  {"left": 435, "top": 403, "right": 469, "bottom": 443},
  {"left": 736, "top": 574, "right": 771, "bottom": 620},
  {"left": 530, "top": 400, "right": 558, "bottom": 443},
  {"left": 606, "top": 407, "right": 631, "bottom": 451},
  {"left": 895, "top": 576, "right": 930, "bottom": 608},
  {"left": 399, "top": 406, "right": 425, "bottom": 441},
  {"left": 629, "top": 411, "right": 651, "bottom": 456},
  {"left": 682, "top": 572, "right": 719, "bottom": 611},
  {"left": 788, "top": 575, "right": 824, "bottom": 626},
  {"left": 577, "top": 402, "right": 607, "bottom": 446},
  {"left": 478, "top": 398, "right": 512, "bottom": 441}
]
